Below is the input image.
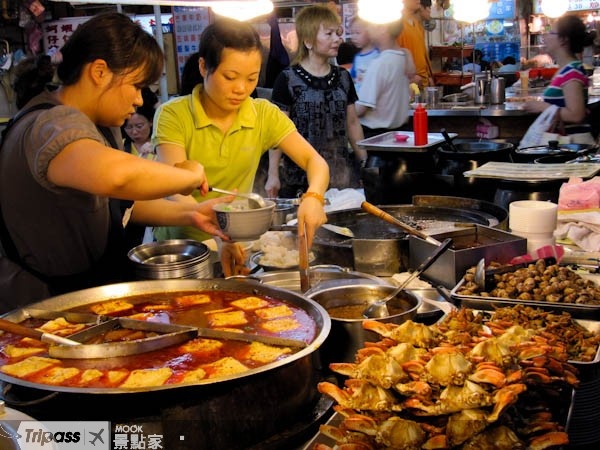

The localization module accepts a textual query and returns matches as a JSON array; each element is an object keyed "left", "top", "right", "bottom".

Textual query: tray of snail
[{"left": 451, "top": 258, "right": 600, "bottom": 320}]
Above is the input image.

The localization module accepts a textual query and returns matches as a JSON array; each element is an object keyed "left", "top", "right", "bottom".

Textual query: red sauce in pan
[{"left": 0, "top": 290, "right": 317, "bottom": 389}]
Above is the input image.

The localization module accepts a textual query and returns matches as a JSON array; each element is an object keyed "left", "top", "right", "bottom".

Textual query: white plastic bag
[{"left": 518, "top": 104, "right": 560, "bottom": 149}]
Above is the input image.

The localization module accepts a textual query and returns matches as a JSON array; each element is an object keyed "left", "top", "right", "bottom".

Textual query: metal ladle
[
  {"left": 362, "top": 238, "right": 453, "bottom": 319},
  {"left": 209, "top": 187, "right": 267, "bottom": 209}
]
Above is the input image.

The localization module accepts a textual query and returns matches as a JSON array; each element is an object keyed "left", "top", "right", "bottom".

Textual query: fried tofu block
[
  {"left": 207, "top": 310, "right": 248, "bottom": 328},
  {"left": 230, "top": 296, "right": 269, "bottom": 311},
  {"left": 260, "top": 318, "right": 300, "bottom": 333},
  {"left": 120, "top": 367, "right": 173, "bottom": 388},
  {"left": 78, "top": 369, "right": 104, "bottom": 386},
  {"left": 244, "top": 341, "right": 292, "bottom": 364},
  {"left": 2, "top": 345, "right": 46, "bottom": 359},
  {"left": 173, "top": 294, "right": 212, "bottom": 307},
  {"left": 38, "top": 317, "right": 86, "bottom": 336},
  {"left": 105, "top": 369, "right": 130, "bottom": 386},
  {"left": 254, "top": 305, "right": 293, "bottom": 320},
  {"left": 35, "top": 367, "right": 80, "bottom": 385},
  {"left": 90, "top": 300, "right": 134, "bottom": 316},
  {"left": 179, "top": 338, "right": 223, "bottom": 358},
  {"left": 204, "top": 357, "right": 248, "bottom": 379},
  {"left": 179, "top": 368, "right": 207, "bottom": 384},
  {"left": 0, "top": 356, "right": 61, "bottom": 378}
]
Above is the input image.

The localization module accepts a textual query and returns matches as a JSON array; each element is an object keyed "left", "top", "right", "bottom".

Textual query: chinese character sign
[{"left": 173, "top": 6, "right": 211, "bottom": 84}]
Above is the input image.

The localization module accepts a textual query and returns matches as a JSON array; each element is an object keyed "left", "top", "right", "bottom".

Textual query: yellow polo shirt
[{"left": 152, "top": 84, "right": 296, "bottom": 242}]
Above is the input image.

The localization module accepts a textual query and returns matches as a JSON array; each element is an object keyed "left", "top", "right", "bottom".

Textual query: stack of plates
[
  {"left": 128, "top": 239, "right": 212, "bottom": 280},
  {"left": 568, "top": 366, "right": 600, "bottom": 445}
]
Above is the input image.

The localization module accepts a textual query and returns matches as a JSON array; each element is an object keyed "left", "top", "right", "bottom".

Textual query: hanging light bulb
[
  {"left": 541, "top": 0, "right": 569, "bottom": 18},
  {"left": 451, "top": 0, "right": 490, "bottom": 23},
  {"left": 357, "top": 0, "right": 403, "bottom": 25},
  {"left": 211, "top": 0, "right": 273, "bottom": 21}
]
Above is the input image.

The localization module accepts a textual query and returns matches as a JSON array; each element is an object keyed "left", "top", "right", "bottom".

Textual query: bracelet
[{"left": 301, "top": 191, "right": 326, "bottom": 205}]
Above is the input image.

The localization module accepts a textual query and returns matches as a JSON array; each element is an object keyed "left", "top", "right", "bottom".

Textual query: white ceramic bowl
[{"left": 213, "top": 200, "right": 276, "bottom": 241}]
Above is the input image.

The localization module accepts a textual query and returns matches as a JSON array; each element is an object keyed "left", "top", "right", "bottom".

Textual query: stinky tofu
[
  {"left": 36, "top": 367, "right": 81, "bottom": 385},
  {"left": 2, "top": 345, "right": 46, "bottom": 359},
  {"left": 38, "top": 317, "right": 86, "bottom": 336},
  {"left": 230, "top": 296, "right": 269, "bottom": 311},
  {"left": 180, "top": 338, "right": 224, "bottom": 358},
  {"left": 204, "top": 357, "right": 248, "bottom": 378},
  {"left": 174, "top": 293, "right": 212, "bottom": 307},
  {"left": 1, "top": 356, "right": 61, "bottom": 378},
  {"left": 90, "top": 300, "right": 133, "bottom": 316},
  {"left": 180, "top": 368, "right": 207, "bottom": 384},
  {"left": 78, "top": 369, "right": 104, "bottom": 386},
  {"left": 244, "top": 341, "right": 291, "bottom": 364},
  {"left": 260, "top": 318, "right": 300, "bottom": 333},
  {"left": 254, "top": 305, "right": 293, "bottom": 320},
  {"left": 105, "top": 369, "right": 130, "bottom": 386},
  {"left": 207, "top": 310, "right": 248, "bottom": 327},
  {"left": 120, "top": 368, "right": 173, "bottom": 388}
]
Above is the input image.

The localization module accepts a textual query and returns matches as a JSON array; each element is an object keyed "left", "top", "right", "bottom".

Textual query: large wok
[
  {"left": 312, "top": 199, "right": 507, "bottom": 275},
  {"left": 0, "top": 279, "right": 331, "bottom": 449}
]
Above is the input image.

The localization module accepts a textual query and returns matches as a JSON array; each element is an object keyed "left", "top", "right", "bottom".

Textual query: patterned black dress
[{"left": 271, "top": 64, "right": 361, "bottom": 198}]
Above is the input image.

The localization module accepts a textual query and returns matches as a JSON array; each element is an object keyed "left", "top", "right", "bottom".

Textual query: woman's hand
[
  {"left": 220, "top": 242, "right": 251, "bottom": 277},
  {"left": 189, "top": 196, "right": 235, "bottom": 241},
  {"left": 173, "top": 160, "right": 208, "bottom": 195},
  {"left": 296, "top": 196, "right": 327, "bottom": 249}
]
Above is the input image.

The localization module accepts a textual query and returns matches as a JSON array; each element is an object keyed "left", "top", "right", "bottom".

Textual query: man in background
[{"left": 397, "top": 0, "right": 434, "bottom": 88}]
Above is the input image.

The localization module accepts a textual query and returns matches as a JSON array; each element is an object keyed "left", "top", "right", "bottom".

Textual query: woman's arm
[
  {"left": 346, "top": 104, "right": 367, "bottom": 163},
  {"left": 278, "top": 131, "right": 329, "bottom": 247},
  {"left": 47, "top": 139, "right": 207, "bottom": 200},
  {"left": 156, "top": 142, "right": 202, "bottom": 204},
  {"left": 130, "top": 196, "right": 231, "bottom": 240},
  {"left": 524, "top": 80, "right": 587, "bottom": 123}
]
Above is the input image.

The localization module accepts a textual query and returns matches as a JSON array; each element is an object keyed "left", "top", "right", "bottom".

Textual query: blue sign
[{"left": 487, "top": 0, "right": 516, "bottom": 20}]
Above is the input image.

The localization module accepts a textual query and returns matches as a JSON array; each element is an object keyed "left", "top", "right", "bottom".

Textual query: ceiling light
[
  {"left": 211, "top": 0, "right": 273, "bottom": 21},
  {"left": 357, "top": 0, "right": 403, "bottom": 25},
  {"left": 452, "top": 0, "right": 490, "bottom": 24},
  {"left": 541, "top": 0, "right": 569, "bottom": 19}
]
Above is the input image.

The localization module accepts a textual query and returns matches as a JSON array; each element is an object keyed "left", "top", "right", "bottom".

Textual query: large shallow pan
[{"left": 0, "top": 279, "right": 330, "bottom": 450}]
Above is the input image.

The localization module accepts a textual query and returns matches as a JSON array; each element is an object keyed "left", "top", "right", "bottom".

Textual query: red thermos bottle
[{"left": 413, "top": 104, "right": 428, "bottom": 146}]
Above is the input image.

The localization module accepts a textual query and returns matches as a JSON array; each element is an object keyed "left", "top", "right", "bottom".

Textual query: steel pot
[
  {"left": 233, "top": 264, "right": 387, "bottom": 293},
  {"left": 513, "top": 141, "right": 597, "bottom": 163},
  {"left": 312, "top": 203, "right": 504, "bottom": 274},
  {"left": 435, "top": 140, "right": 514, "bottom": 202},
  {"left": 306, "top": 284, "right": 420, "bottom": 365},
  {"left": 0, "top": 279, "right": 330, "bottom": 450}
]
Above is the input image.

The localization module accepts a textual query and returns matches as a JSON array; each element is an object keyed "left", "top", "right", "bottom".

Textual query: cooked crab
[
  {"left": 403, "top": 380, "right": 493, "bottom": 416},
  {"left": 362, "top": 320, "right": 440, "bottom": 348},
  {"left": 329, "top": 351, "right": 409, "bottom": 389},
  {"left": 342, "top": 413, "right": 426, "bottom": 449},
  {"left": 318, "top": 380, "right": 403, "bottom": 412},
  {"left": 460, "top": 425, "right": 525, "bottom": 450}
]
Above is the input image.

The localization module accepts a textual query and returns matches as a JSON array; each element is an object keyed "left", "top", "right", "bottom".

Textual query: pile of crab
[{"left": 316, "top": 305, "right": 598, "bottom": 450}]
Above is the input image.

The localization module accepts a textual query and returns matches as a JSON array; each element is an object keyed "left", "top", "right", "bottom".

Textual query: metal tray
[
  {"left": 357, "top": 131, "right": 458, "bottom": 152},
  {"left": 451, "top": 277, "right": 600, "bottom": 320}
]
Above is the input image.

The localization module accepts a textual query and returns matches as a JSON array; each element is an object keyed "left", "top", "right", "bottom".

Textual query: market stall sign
[{"left": 534, "top": 0, "right": 600, "bottom": 13}]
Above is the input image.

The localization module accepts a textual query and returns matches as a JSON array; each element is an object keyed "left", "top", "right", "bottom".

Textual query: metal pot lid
[
  {"left": 438, "top": 141, "right": 514, "bottom": 155},
  {"left": 516, "top": 141, "right": 597, "bottom": 155},
  {"left": 442, "top": 93, "right": 469, "bottom": 102}
]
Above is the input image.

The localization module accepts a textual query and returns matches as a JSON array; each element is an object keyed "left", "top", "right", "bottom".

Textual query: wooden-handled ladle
[{"left": 361, "top": 201, "right": 442, "bottom": 246}]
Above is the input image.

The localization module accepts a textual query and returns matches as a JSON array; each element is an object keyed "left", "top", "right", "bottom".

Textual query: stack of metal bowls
[{"left": 127, "top": 239, "right": 212, "bottom": 280}]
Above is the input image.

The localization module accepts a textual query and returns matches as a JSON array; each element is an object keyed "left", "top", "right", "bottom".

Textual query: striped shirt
[{"left": 543, "top": 61, "right": 591, "bottom": 135}]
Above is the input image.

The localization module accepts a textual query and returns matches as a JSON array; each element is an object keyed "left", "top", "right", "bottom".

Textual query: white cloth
[
  {"left": 324, "top": 188, "right": 366, "bottom": 213},
  {"left": 356, "top": 49, "right": 411, "bottom": 129},
  {"left": 555, "top": 211, "right": 600, "bottom": 251}
]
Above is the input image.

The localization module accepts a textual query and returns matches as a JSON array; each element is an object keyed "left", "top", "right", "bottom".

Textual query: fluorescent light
[
  {"left": 452, "top": 0, "right": 490, "bottom": 24},
  {"left": 357, "top": 0, "right": 403, "bottom": 25},
  {"left": 541, "top": 0, "right": 569, "bottom": 19},
  {"left": 211, "top": 1, "right": 273, "bottom": 21}
]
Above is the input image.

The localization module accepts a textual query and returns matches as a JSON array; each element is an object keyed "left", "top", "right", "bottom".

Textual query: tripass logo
[{"left": 11, "top": 421, "right": 110, "bottom": 449}]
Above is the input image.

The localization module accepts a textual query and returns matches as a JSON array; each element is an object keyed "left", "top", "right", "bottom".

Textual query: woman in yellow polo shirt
[{"left": 153, "top": 18, "right": 329, "bottom": 276}]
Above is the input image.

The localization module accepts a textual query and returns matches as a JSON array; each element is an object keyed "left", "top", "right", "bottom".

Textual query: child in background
[{"left": 348, "top": 16, "right": 380, "bottom": 93}]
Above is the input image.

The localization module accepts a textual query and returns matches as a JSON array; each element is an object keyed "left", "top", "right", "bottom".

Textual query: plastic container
[{"left": 413, "top": 104, "right": 428, "bottom": 146}]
